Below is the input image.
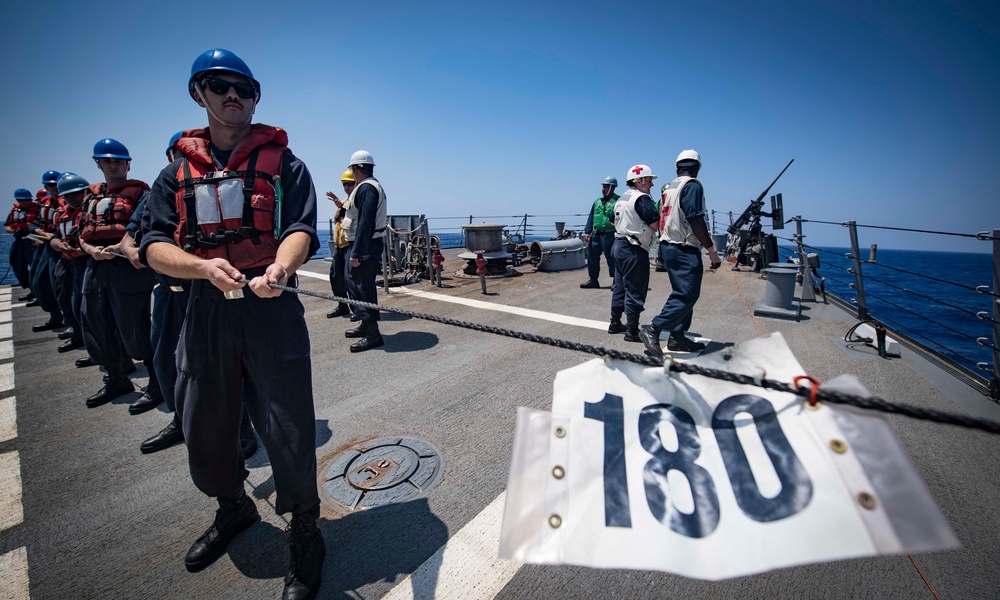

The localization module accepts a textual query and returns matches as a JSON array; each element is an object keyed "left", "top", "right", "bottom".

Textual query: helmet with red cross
[{"left": 625, "top": 164, "right": 656, "bottom": 183}]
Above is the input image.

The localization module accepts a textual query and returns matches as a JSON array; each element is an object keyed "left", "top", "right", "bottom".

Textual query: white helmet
[
  {"left": 349, "top": 150, "right": 375, "bottom": 166},
  {"left": 675, "top": 149, "right": 701, "bottom": 166},
  {"left": 626, "top": 164, "right": 657, "bottom": 183}
]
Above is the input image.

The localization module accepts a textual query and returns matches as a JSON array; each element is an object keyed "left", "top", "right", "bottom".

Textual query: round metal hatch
[{"left": 318, "top": 436, "right": 445, "bottom": 512}]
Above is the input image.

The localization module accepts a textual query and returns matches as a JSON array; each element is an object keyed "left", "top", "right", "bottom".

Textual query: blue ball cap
[
  {"left": 188, "top": 48, "right": 260, "bottom": 101},
  {"left": 93, "top": 138, "right": 131, "bottom": 160},
  {"left": 14, "top": 188, "right": 33, "bottom": 201},
  {"left": 41, "top": 170, "right": 61, "bottom": 185}
]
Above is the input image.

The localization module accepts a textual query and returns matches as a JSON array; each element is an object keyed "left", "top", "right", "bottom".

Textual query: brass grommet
[
  {"left": 829, "top": 439, "right": 847, "bottom": 454},
  {"left": 804, "top": 401, "right": 822, "bottom": 411},
  {"left": 551, "top": 466, "right": 565, "bottom": 479},
  {"left": 857, "top": 492, "right": 877, "bottom": 510},
  {"left": 553, "top": 426, "right": 567, "bottom": 438},
  {"left": 548, "top": 514, "right": 563, "bottom": 528}
]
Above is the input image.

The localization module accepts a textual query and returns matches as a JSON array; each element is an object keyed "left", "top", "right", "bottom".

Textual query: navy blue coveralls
[
  {"left": 584, "top": 194, "right": 619, "bottom": 282},
  {"left": 80, "top": 189, "right": 156, "bottom": 370},
  {"left": 610, "top": 194, "right": 659, "bottom": 322},
  {"left": 347, "top": 180, "right": 384, "bottom": 325},
  {"left": 139, "top": 142, "right": 321, "bottom": 518},
  {"left": 650, "top": 180, "right": 707, "bottom": 335}
]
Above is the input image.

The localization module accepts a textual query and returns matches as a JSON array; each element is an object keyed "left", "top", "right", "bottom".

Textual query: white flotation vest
[
  {"left": 660, "top": 175, "right": 703, "bottom": 248},
  {"left": 613, "top": 188, "right": 656, "bottom": 251},
  {"left": 342, "top": 177, "right": 387, "bottom": 242}
]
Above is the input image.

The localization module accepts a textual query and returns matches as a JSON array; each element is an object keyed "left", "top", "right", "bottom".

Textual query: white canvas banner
[{"left": 500, "top": 333, "right": 958, "bottom": 580}]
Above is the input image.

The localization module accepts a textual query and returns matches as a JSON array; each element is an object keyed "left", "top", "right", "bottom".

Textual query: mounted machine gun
[{"left": 727, "top": 159, "right": 794, "bottom": 271}]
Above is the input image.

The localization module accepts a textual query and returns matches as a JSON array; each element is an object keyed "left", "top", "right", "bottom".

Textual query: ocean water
[{"left": 2, "top": 233, "right": 993, "bottom": 377}]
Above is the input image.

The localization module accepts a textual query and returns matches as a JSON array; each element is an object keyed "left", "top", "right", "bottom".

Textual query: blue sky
[{"left": 2, "top": 0, "right": 997, "bottom": 252}]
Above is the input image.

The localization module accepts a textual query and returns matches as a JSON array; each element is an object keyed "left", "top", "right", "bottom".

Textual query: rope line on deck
[{"left": 256, "top": 278, "right": 1000, "bottom": 435}]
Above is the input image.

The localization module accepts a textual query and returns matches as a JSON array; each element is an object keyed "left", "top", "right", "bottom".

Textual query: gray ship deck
[{"left": 1, "top": 249, "right": 998, "bottom": 599}]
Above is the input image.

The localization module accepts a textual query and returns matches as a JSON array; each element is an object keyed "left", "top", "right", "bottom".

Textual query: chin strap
[{"left": 194, "top": 82, "right": 255, "bottom": 128}]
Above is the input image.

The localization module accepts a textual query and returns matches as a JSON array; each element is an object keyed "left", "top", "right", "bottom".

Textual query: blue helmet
[
  {"left": 14, "top": 188, "right": 32, "bottom": 201},
  {"left": 602, "top": 176, "right": 618, "bottom": 188},
  {"left": 56, "top": 172, "right": 90, "bottom": 196},
  {"left": 188, "top": 48, "right": 260, "bottom": 101},
  {"left": 41, "top": 170, "right": 61, "bottom": 185},
  {"left": 166, "top": 131, "right": 183, "bottom": 158},
  {"left": 93, "top": 138, "right": 131, "bottom": 160}
]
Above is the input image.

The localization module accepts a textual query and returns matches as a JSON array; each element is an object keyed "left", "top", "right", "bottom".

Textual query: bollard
[
  {"left": 433, "top": 248, "right": 444, "bottom": 288},
  {"left": 476, "top": 251, "right": 488, "bottom": 294},
  {"left": 870, "top": 244, "right": 877, "bottom": 263}
]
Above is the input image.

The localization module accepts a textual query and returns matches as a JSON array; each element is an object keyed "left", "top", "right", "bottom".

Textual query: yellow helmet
[{"left": 340, "top": 169, "right": 355, "bottom": 183}]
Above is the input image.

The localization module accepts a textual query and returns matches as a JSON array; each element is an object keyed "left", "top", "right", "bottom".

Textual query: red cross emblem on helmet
[{"left": 631, "top": 166, "right": 643, "bottom": 175}]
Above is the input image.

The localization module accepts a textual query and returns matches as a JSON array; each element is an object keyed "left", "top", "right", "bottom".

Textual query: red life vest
[
  {"left": 53, "top": 203, "right": 86, "bottom": 259},
  {"left": 173, "top": 125, "right": 286, "bottom": 270},
  {"left": 35, "top": 195, "right": 61, "bottom": 233},
  {"left": 6, "top": 202, "right": 40, "bottom": 232},
  {"left": 79, "top": 180, "right": 149, "bottom": 244}
]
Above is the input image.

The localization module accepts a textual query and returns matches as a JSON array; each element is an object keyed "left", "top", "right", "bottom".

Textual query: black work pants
[
  {"left": 347, "top": 237, "right": 383, "bottom": 324},
  {"left": 53, "top": 257, "right": 80, "bottom": 340},
  {"left": 69, "top": 258, "right": 87, "bottom": 344},
  {"left": 9, "top": 237, "right": 32, "bottom": 290},
  {"left": 81, "top": 257, "right": 155, "bottom": 366},
  {"left": 150, "top": 281, "right": 189, "bottom": 412},
  {"left": 30, "top": 245, "right": 61, "bottom": 321},
  {"left": 587, "top": 230, "right": 616, "bottom": 282},
  {"left": 176, "top": 271, "right": 319, "bottom": 517},
  {"left": 610, "top": 238, "right": 650, "bottom": 319},
  {"left": 328, "top": 242, "right": 352, "bottom": 311}
]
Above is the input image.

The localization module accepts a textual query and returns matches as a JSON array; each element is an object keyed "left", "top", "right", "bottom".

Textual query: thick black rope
[{"left": 250, "top": 278, "right": 1000, "bottom": 435}]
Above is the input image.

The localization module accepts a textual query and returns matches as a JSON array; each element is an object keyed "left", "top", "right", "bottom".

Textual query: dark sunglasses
[
  {"left": 201, "top": 77, "right": 256, "bottom": 99},
  {"left": 343, "top": 181, "right": 356, "bottom": 187}
]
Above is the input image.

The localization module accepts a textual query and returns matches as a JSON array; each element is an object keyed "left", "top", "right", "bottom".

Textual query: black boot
[
  {"left": 283, "top": 514, "right": 326, "bottom": 600},
  {"left": 240, "top": 408, "right": 258, "bottom": 459},
  {"left": 86, "top": 363, "right": 135, "bottom": 408},
  {"left": 667, "top": 333, "right": 707, "bottom": 353},
  {"left": 32, "top": 318, "right": 63, "bottom": 332},
  {"left": 76, "top": 357, "right": 96, "bottom": 368},
  {"left": 184, "top": 490, "right": 260, "bottom": 573},
  {"left": 140, "top": 414, "right": 184, "bottom": 454},
  {"left": 580, "top": 279, "right": 600, "bottom": 289},
  {"left": 129, "top": 361, "right": 164, "bottom": 415},
  {"left": 344, "top": 322, "right": 368, "bottom": 339},
  {"left": 350, "top": 322, "right": 384, "bottom": 353},
  {"left": 326, "top": 304, "right": 350, "bottom": 318},
  {"left": 18, "top": 292, "right": 34, "bottom": 302},
  {"left": 640, "top": 325, "right": 665, "bottom": 361},
  {"left": 623, "top": 314, "right": 641, "bottom": 343},
  {"left": 57, "top": 328, "right": 75, "bottom": 340},
  {"left": 608, "top": 313, "right": 626, "bottom": 334},
  {"left": 58, "top": 339, "right": 84, "bottom": 353}
]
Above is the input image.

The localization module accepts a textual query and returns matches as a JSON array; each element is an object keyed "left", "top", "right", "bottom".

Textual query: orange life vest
[
  {"left": 173, "top": 125, "right": 286, "bottom": 270},
  {"left": 53, "top": 203, "right": 86, "bottom": 259},
  {"left": 6, "top": 201, "right": 40, "bottom": 233},
  {"left": 35, "top": 195, "right": 61, "bottom": 233},
  {"left": 79, "top": 180, "right": 149, "bottom": 244}
]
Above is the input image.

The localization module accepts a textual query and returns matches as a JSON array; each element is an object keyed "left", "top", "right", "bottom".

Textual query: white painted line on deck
[
  {"left": 0, "top": 363, "right": 13, "bottom": 394},
  {"left": 0, "top": 451, "right": 24, "bottom": 532},
  {"left": 383, "top": 493, "right": 521, "bottom": 600},
  {"left": 0, "top": 397, "right": 15, "bottom": 443},
  {"left": 0, "top": 338, "right": 12, "bottom": 362},
  {"left": 0, "top": 311, "right": 11, "bottom": 324},
  {"left": 0, "top": 323, "right": 11, "bottom": 340},
  {"left": 297, "top": 268, "right": 607, "bottom": 330},
  {"left": 0, "top": 546, "right": 30, "bottom": 599}
]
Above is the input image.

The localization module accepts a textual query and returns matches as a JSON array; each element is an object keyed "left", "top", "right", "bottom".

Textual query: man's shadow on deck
[
  {"left": 229, "top": 498, "right": 449, "bottom": 599},
  {"left": 246, "top": 419, "right": 333, "bottom": 502}
]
